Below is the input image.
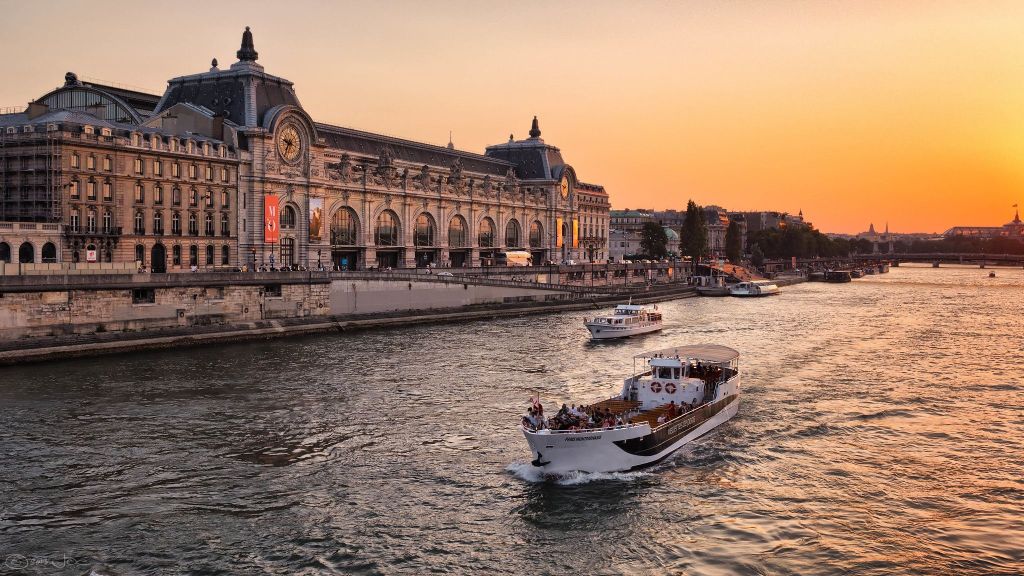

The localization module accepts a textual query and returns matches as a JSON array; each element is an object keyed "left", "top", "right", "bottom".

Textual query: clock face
[
  {"left": 560, "top": 176, "right": 570, "bottom": 199},
  {"left": 277, "top": 125, "right": 302, "bottom": 163}
]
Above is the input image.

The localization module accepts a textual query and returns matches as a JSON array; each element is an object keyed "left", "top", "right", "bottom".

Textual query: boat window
[{"left": 673, "top": 367, "right": 681, "bottom": 379}]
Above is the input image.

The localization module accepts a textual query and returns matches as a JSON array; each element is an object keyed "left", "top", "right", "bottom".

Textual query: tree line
[{"left": 634, "top": 199, "right": 1024, "bottom": 262}]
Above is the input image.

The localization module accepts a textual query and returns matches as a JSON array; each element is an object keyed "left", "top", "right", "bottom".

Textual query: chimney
[{"left": 26, "top": 101, "right": 49, "bottom": 120}]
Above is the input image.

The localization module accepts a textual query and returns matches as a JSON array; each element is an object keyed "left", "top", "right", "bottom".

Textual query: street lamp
[{"left": 251, "top": 248, "right": 256, "bottom": 272}]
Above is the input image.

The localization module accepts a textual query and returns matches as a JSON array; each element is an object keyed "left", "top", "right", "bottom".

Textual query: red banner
[{"left": 264, "top": 195, "right": 279, "bottom": 243}]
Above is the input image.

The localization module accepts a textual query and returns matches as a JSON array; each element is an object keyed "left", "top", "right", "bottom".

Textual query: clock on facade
[
  {"left": 560, "top": 175, "right": 570, "bottom": 199},
  {"left": 277, "top": 124, "right": 303, "bottom": 163}
]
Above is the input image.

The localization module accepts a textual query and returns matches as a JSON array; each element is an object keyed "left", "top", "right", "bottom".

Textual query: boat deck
[{"left": 587, "top": 398, "right": 641, "bottom": 414}]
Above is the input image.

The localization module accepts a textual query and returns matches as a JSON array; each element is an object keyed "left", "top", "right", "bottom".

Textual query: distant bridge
[{"left": 766, "top": 253, "right": 1024, "bottom": 271}]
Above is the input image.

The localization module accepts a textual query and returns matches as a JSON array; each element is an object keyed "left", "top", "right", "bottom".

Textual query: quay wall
[{"left": 0, "top": 274, "right": 574, "bottom": 341}]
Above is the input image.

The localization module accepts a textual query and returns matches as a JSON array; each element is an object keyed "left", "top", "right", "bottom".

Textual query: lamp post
[{"left": 251, "top": 248, "right": 256, "bottom": 273}]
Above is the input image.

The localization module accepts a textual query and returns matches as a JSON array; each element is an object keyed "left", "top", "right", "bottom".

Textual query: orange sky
[{"left": 2, "top": 0, "right": 1022, "bottom": 233}]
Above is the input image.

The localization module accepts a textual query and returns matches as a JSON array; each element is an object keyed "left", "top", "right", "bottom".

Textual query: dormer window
[
  {"left": 100, "top": 128, "right": 112, "bottom": 137},
  {"left": 47, "top": 123, "right": 57, "bottom": 132},
  {"left": 23, "top": 125, "right": 34, "bottom": 133},
  {"left": 84, "top": 126, "right": 95, "bottom": 135},
  {"left": 131, "top": 133, "right": 139, "bottom": 146}
]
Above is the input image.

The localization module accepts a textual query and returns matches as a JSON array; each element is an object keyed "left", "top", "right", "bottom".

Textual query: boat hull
[
  {"left": 523, "top": 379, "right": 740, "bottom": 474},
  {"left": 585, "top": 321, "right": 663, "bottom": 339},
  {"left": 696, "top": 286, "right": 730, "bottom": 297}
]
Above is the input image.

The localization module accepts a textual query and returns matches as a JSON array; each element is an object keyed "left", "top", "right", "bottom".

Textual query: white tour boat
[
  {"left": 728, "top": 280, "right": 780, "bottom": 297},
  {"left": 583, "top": 304, "right": 663, "bottom": 340},
  {"left": 520, "top": 344, "right": 741, "bottom": 474}
]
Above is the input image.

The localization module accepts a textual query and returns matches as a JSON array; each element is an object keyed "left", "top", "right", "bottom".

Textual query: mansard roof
[
  {"left": 316, "top": 123, "right": 513, "bottom": 177},
  {"left": 153, "top": 28, "right": 301, "bottom": 128},
  {"left": 484, "top": 117, "right": 567, "bottom": 180}
]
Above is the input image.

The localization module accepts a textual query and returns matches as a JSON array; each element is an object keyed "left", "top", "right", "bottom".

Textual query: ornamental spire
[
  {"left": 237, "top": 26, "right": 258, "bottom": 62},
  {"left": 529, "top": 115, "right": 541, "bottom": 139}
]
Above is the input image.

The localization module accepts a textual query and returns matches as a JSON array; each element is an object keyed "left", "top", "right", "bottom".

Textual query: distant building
[
  {"left": 943, "top": 208, "right": 1023, "bottom": 241},
  {"left": 609, "top": 209, "right": 652, "bottom": 261}
]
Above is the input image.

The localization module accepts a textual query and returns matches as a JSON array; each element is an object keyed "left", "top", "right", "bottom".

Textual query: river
[{"left": 0, "top": 264, "right": 1021, "bottom": 575}]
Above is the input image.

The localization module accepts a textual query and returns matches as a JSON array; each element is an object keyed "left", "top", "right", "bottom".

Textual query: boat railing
[{"left": 525, "top": 421, "right": 646, "bottom": 435}]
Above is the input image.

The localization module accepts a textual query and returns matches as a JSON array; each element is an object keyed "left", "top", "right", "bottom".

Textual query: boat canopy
[{"left": 635, "top": 344, "right": 739, "bottom": 363}]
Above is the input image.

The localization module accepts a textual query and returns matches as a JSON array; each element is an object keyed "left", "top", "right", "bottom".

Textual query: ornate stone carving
[
  {"left": 447, "top": 157, "right": 464, "bottom": 193},
  {"left": 326, "top": 153, "right": 353, "bottom": 183}
]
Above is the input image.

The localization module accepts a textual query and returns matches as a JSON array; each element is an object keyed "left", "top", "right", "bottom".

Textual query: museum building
[{"left": 0, "top": 28, "right": 610, "bottom": 271}]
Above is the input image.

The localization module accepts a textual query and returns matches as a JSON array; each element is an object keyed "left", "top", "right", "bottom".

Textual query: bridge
[{"left": 763, "top": 252, "right": 1024, "bottom": 272}]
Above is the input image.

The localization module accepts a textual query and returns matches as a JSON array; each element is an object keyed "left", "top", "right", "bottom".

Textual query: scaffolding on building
[{"left": 0, "top": 128, "right": 63, "bottom": 223}]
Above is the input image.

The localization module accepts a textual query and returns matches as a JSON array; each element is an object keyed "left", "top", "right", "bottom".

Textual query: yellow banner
[
  {"left": 556, "top": 217, "right": 563, "bottom": 248},
  {"left": 572, "top": 219, "right": 579, "bottom": 248}
]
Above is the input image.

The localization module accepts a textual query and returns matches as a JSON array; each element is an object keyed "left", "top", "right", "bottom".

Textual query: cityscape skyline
[{"left": 3, "top": 1, "right": 1022, "bottom": 234}]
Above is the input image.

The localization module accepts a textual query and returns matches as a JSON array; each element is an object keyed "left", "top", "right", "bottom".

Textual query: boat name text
[{"left": 566, "top": 435, "right": 603, "bottom": 442}]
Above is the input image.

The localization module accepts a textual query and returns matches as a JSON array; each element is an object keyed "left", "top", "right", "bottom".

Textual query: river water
[{"left": 0, "top": 265, "right": 1022, "bottom": 575}]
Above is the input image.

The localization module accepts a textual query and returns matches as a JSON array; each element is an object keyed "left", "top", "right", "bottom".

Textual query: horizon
[{"left": 2, "top": 1, "right": 1022, "bottom": 234}]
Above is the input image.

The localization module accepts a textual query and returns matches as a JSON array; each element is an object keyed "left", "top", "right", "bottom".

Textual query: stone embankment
[{"left": 0, "top": 266, "right": 696, "bottom": 366}]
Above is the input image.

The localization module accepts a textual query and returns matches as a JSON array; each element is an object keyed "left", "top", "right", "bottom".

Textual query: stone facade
[{"left": 0, "top": 29, "right": 610, "bottom": 273}]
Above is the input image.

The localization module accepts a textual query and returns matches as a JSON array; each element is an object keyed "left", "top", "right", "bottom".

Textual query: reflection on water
[{"left": 0, "top": 264, "right": 1022, "bottom": 575}]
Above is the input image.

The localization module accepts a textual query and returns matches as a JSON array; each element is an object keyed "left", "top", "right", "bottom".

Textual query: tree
[
  {"left": 640, "top": 222, "right": 668, "bottom": 259},
  {"left": 751, "top": 244, "right": 765, "bottom": 268},
  {"left": 725, "top": 220, "right": 742, "bottom": 263},
  {"left": 680, "top": 200, "right": 708, "bottom": 262}
]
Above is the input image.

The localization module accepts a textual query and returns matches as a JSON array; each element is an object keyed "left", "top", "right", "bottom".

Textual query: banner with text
[
  {"left": 555, "top": 217, "right": 563, "bottom": 248},
  {"left": 309, "top": 197, "right": 324, "bottom": 241},
  {"left": 264, "top": 195, "right": 279, "bottom": 243},
  {"left": 572, "top": 219, "right": 579, "bottom": 249}
]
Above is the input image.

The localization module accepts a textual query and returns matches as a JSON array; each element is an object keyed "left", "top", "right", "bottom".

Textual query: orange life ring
[
  {"left": 650, "top": 381, "right": 662, "bottom": 393},
  {"left": 665, "top": 382, "right": 677, "bottom": 394}
]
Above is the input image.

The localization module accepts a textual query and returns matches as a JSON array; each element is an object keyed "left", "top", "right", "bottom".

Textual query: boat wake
[{"left": 505, "top": 461, "right": 650, "bottom": 485}]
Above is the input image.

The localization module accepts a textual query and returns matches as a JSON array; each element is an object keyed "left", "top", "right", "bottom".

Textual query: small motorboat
[
  {"left": 729, "top": 280, "right": 780, "bottom": 297},
  {"left": 989, "top": 272, "right": 996, "bottom": 278},
  {"left": 584, "top": 304, "right": 663, "bottom": 340},
  {"left": 520, "top": 344, "right": 741, "bottom": 474}
]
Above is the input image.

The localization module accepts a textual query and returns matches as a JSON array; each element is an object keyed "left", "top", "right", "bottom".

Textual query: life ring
[
  {"left": 650, "top": 381, "right": 662, "bottom": 393},
  {"left": 665, "top": 382, "right": 677, "bottom": 394}
]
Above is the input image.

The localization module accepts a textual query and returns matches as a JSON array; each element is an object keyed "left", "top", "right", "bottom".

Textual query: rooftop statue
[{"left": 237, "top": 26, "right": 258, "bottom": 62}]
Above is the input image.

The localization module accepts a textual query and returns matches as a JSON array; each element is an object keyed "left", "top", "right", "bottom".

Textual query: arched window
[
  {"left": 221, "top": 245, "right": 230, "bottom": 265},
  {"left": 529, "top": 220, "right": 543, "bottom": 248},
  {"left": 221, "top": 189, "right": 230, "bottom": 207},
  {"left": 172, "top": 245, "right": 181, "bottom": 265},
  {"left": 87, "top": 210, "right": 97, "bottom": 233},
  {"left": 478, "top": 217, "right": 495, "bottom": 248},
  {"left": 281, "top": 237, "right": 295, "bottom": 266},
  {"left": 189, "top": 245, "right": 198, "bottom": 266},
  {"left": 220, "top": 213, "right": 229, "bottom": 236},
  {"left": 188, "top": 213, "right": 198, "bottom": 235},
  {"left": 172, "top": 187, "right": 181, "bottom": 205},
  {"left": 205, "top": 245, "right": 214, "bottom": 265},
  {"left": 134, "top": 182, "right": 144, "bottom": 204},
  {"left": 189, "top": 188, "right": 198, "bottom": 207},
  {"left": 414, "top": 213, "right": 436, "bottom": 247},
  {"left": 375, "top": 210, "right": 399, "bottom": 246},
  {"left": 281, "top": 205, "right": 297, "bottom": 229},
  {"left": 0, "top": 242, "right": 10, "bottom": 263},
  {"left": 505, "top": 219, "right": 521, "bottom": 248},
  {"left": 103, "top": 248, "right": 112, "bottom": 263},
  {"left": 135, "top": 211, "right": 145, "bottom": 235},
  {"left": 154, "top": 211, "right": 163, "bottom": 234},
  {"left": 41, "top": 243, "right": 57, "bottom": 263},
  {"left": 102, "top": 210, "right": 112, "bottom": 233},
  {"left": 154, "top": 185, "right": 163, "bottom": 205},
  {"left": 18, "top": 242, "right": 34, "bottom": 263},
  {"left": 331, "top": 207, "right": 359, "bottom": 245},
  {"left": 448, "top": 215, "right": 467, "bottom": 248},
  {"left": 135, "top": 244, "right": 145, "bottom": 264},
  {"left": 205, "top": 213, "right": 214, "bottom": 236},
  {"left": 70, "top": 209, "right": 80, "bottom": 232},
  {"left": 172, "top": 212, "right": 181, "bottom": 234}
]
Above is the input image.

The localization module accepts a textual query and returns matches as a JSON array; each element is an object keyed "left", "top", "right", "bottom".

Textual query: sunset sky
[{"left": 2, "top": 0, "right": 1022, "bottom": 233}]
